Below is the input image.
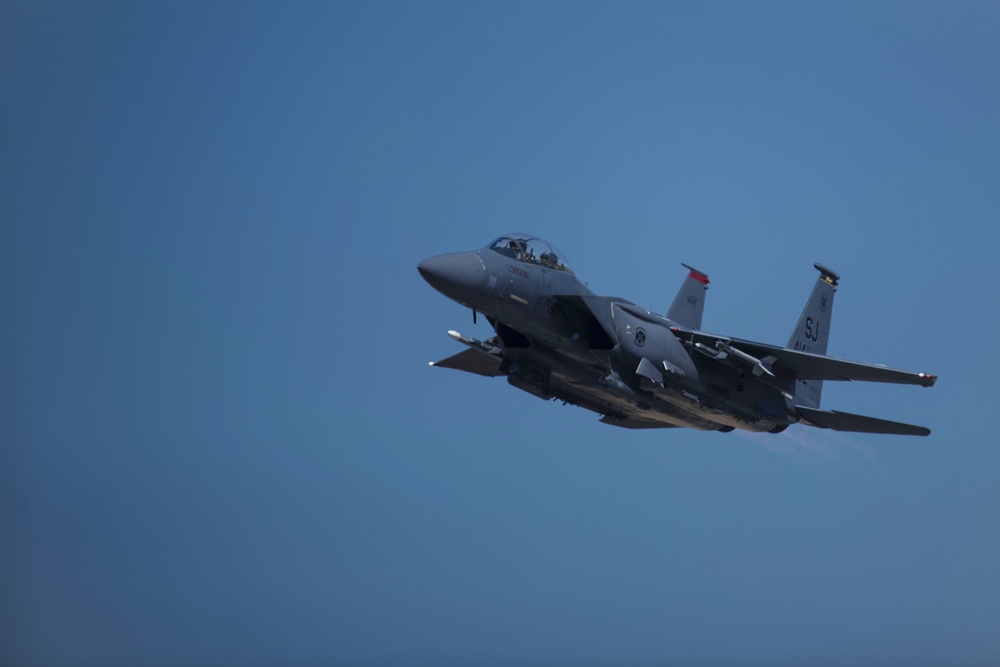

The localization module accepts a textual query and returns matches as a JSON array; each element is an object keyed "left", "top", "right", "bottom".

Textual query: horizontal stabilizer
[
  {"left": 795, "top": 405, "right": 930, "bottom": 436},
  {"left": 430, "top": 349, "right": 505, "bottom": 377}
]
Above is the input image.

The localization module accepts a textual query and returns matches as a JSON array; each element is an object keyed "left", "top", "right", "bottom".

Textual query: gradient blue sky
[{"left": 3, "top": 2, "right": 999, "bottom": 665}]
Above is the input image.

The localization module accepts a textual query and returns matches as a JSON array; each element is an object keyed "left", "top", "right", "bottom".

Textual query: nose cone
[{"left": 417, "top": 252, "right": 485, "bottom": 305}]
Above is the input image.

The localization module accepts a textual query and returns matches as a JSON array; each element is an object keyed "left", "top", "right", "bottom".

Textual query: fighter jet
[{"left": 418, "top": 235, "right": 937, "bottom": 435}]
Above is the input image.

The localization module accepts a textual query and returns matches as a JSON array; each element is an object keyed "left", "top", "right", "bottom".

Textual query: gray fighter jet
[{"left": 418, "top": 235, "right": 937, "bottom": 435}]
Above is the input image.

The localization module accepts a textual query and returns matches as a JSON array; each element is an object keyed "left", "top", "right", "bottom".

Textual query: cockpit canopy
[{"left": 486, "top": 235, "right": 573, "bottom": 273}]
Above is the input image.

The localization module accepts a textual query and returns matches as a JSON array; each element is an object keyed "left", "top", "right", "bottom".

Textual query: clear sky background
[{"left": 2, "top": 2, "right": 999, "bottom": 665}]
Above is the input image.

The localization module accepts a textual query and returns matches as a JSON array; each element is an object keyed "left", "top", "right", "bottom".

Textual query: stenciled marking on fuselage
[{"left": 508, "top": 265, "right": 530, "bottom": 279}]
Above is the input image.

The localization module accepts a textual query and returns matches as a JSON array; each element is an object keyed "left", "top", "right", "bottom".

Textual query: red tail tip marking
[{"left": 688, "top": 271, "right": 709, "bottom": 285}]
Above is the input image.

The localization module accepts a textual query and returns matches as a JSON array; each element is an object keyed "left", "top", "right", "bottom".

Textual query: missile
[
  {"left": 447, "top": 329, "right": 470, "bottom": 343},
  {"left": 693, "top": 342, "right": 721, "bottom": 359},
  {"left": 715, "top": 341, "right": 775, "bottom": 377},
  {"left": 445, "top": 330, "right": 500, "bottom": 356}
]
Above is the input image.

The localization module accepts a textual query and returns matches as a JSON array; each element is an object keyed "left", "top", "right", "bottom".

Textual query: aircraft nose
[{"left": 417, "top": 252, "right": 485, "bottom": 304}]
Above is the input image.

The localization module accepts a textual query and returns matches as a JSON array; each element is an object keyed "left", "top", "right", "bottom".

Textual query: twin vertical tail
[
  {"left": 666, "top": 264, "right": 709, "bottom": 331},
  {"left": 786, "top": 263, "right": 839, "bottom": 409}
]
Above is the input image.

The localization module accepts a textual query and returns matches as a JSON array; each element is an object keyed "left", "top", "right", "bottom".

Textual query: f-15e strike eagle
[{"left": 418, "top": 235, "right": 937, "bottom": 435}]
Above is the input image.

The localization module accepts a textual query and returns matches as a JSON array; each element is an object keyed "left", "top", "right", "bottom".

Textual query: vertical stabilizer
[
  {"left": 787, "top": 263, "right": 839, "bottom": 408},
  {"left": 666, "top": 264, "right": 709, "bottom": 330}
]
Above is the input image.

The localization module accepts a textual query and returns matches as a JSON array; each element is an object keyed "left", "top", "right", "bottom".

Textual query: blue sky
[{"left": 2, "top": 2, "right": 998, "bottom": 665}]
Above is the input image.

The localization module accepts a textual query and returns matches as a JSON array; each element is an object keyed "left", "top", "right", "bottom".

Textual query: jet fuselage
[{"left": 418, "top": 235, "right": 935, "bottom": 435}]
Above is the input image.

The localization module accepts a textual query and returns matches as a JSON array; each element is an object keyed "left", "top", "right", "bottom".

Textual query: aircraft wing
[
  {"left": 677, "top": 330, "right": 937, "bottom": 387},
  {"left": 430, "top": 348, "right": 505, "bottom": 377}
]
